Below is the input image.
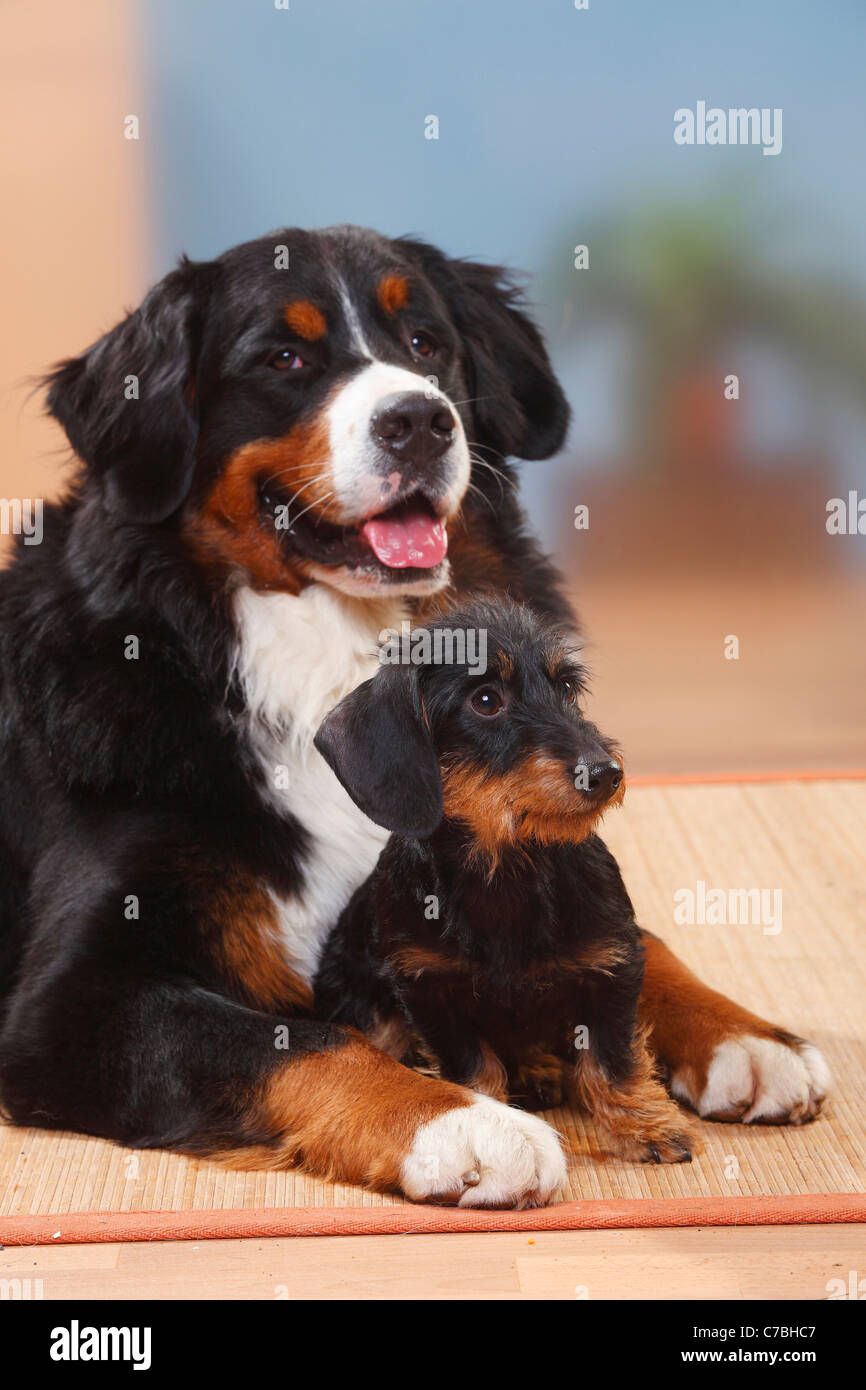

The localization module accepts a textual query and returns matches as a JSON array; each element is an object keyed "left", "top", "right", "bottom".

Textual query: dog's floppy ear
[
  {"left": 399, "top": 238, "right": 570, "bottom": 461},
  {"left": 314, "top": 665, "right": 443, "bottom": 837},
  {"left": 44, "top": 256, "right": 213, "bottom": 524}
]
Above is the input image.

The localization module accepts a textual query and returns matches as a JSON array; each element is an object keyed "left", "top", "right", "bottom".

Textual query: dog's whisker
[
  {"left": 463, "top": 480, "right": 498, "bottom": 517},
  {"left": 260, "top": 465, "right": 321, "bottom": 493},
  {"left": 468, "top": 454, "right": 507, "bottom": 492},
  {"left": 288, "top": 490, "right": 336, "bottom": 529},
  {"left": 465, "top": 439, "right": 506, "bottom": 456},
  {"left": 271, "top": 479, "right": 325, "bottom": 517},
  {"left": 469, "top": 451, "right": 514, "bottom": 481},
  {"left": 468, "top": 454, "right": 517, "bottom": 505}
]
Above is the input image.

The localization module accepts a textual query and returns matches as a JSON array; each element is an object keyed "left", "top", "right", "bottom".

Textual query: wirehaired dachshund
[{"left": 314, "top": 597, "right": 697, "bottom": 1170}]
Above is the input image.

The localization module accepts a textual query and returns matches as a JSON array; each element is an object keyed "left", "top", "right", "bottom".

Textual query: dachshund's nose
[
  {"left": 585, "top": 760, "right": 623, "bottom": 801},
  {"left": 372, "top": 393, "right": 455, "bottom": 464}
]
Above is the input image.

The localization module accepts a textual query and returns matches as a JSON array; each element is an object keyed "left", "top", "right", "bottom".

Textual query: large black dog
[{"left": 0, "top": 226, "right": 828, "bottom": 1208}]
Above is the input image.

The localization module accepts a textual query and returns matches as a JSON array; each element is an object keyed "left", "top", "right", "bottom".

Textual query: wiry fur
[{"left": 314, "top": 599, "right": 694, "bottom": 1163}]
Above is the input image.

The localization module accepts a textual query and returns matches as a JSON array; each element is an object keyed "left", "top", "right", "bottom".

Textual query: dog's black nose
[
  {"left": 585, "top": 760, "right": 623, "bottom": 801},
  {"left": 372, "top": 393, "right": 455, "bottom": 463}
]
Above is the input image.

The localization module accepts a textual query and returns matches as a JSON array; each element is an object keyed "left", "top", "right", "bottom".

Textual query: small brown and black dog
[{"left": 314, "top": 597, "right": 696, "bottom": 1167}]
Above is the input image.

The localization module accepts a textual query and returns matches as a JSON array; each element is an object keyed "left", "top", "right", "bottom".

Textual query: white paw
[
  {"left": 673, "top": 1035, "right": 830, "bottom": 1125},
  {"left": 401, "top": 1094, "right": 567, "bottom": 1208}
]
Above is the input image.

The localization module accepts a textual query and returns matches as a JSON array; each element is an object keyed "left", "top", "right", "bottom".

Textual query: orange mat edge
[
  {"left": 2, "top": 1194, "right": 865, "bottom": 1245},
  {"left": 628, "top": 769, "right": 866, "bottom": 786}
]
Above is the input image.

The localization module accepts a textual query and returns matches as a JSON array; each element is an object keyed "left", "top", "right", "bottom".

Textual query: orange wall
[{"left": 0, "top": 0, "right": 146, "bottom": 516}]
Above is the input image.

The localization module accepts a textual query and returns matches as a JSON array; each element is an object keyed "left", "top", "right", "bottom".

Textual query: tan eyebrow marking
[
  {"left": 547, "top": 641, "right": 584, "bottom": 682},
  {"left": 283, "top": 300, "right": 327, "bottom": 341},
  {"left": 377, "top": 273, "right": 410, "bottom": 315}
]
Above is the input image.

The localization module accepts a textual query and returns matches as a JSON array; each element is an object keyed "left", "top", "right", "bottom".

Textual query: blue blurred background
[{"left": 3, "top": 0, "right": 865, "bottom": 772}]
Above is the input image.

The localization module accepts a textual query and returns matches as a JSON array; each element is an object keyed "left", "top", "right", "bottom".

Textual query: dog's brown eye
[
  {"left": 269, "top": 348, "right": 306, "bottom": 371},
  {"left": 410, "top": 331, "right": 438, "bottom": 359},
  {"left": 470, "top": 687, "right": 503, "bottom": 717},
  {"left": 561, "top": 678, "right": 576, "bottom": 704}
]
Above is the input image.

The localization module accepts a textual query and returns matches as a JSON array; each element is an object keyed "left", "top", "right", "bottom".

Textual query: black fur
[
  {"left": 0, "top": 227, "right": 574, "bottom": 1157},
  {"left": 315, "top": 663, "right": 443, "bottom": 838},
  {"left": 314, "top": 598, "right": 645, "bottom": 1108},
  {"left": 45, "top": 260, "right": 216, "bottom": 524},
  {"left": 395, "top": 239, "right": 571, "bottom": 461}
]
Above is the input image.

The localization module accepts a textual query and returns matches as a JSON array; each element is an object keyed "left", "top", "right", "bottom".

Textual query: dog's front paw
[
  {"left": 400, "top": 1094, "right": 567, "bottom": 1208},
  {"left": 595, "top": 1111, "right": 696, "bottom": 1165},
  {"left": 672, "top": 1033, "right": 830, "bottom": 1125},
  {"left": 513, "top": 1050, "right": 567, "bottom": 1111},
  {"left": 638, "top": 1131, "right": 694, "bottom": 1164}
]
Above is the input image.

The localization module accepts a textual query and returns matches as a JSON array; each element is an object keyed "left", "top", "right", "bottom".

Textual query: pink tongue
[{"left": 361, "top": 506, "right": 448, "bottom": 569}]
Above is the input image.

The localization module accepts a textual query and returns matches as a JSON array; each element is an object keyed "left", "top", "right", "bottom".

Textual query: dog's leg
[
  {"left": 512, "top": 1047, "right": 567, "bottom": 1111},
  {"left": 1, "top": 836, "right": 566, "bottom": 1209},
  {"left": 639, "top": 930, "right": 830, "bottom": 1125},
  {"left": 466, "top": 1041, "right": 510, "bottom": 1103},
  {"left": 0, "top": 979, "right": 564, "bottom": 1209},
  {"left": 570, "top": 1032, "right": 696, "bottom": 1164},
  {"left": 391, "top": 986, "right": 512, "bottom": 1105}
]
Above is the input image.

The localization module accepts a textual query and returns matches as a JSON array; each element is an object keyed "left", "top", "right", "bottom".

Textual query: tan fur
[
  {"left": 570, "top": 1027, "right": 698, "bottom": 1163},
  {"left": 211, "top": 1034, "right": 470, "bottom": 1187},
  {"left": 468, "top": 1042, "right": 509, "bottom": 1102},
  {"left": 639, "top": 931, "right": 799, "bottom": 1107},
  {"left": 554, "top": 941, "right": 633, "bottom": 979},
  {"left": 185, "top": 416, "right": 334, "bottom": 590},
  {"left": 389, "top": 945, "right": 470, "bottom": 980},
  {"left": 376, "top": 273, "right": 410, "bottom": 316},
  {"left": 368, "top": 1013, "right": 414, "bottom": 1060},
  {"left": 441, "top": 751, "right": 624, "bottom": 871},
  {"left": 514, "top": 1048, "right": 567, "bottom": 1109},
  {"left": 284, "top": 300, "right": 327, "bottom": 340},
  {"left": 212, "top": 875, "right": 313, "bottom": 1014}
]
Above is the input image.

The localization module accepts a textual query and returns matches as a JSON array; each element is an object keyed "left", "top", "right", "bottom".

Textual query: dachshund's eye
[
  {"left": 470, "top": 687, "right": 504, "bottom": 717},
  {"left": 410, "top": 331, "right": 438, "bottom": 359},
  {"left": 269, "top": 348, "right": 306, "bottom": 371},
  {"left": 560, "top": 678, "right": 577, "bottom": 705}
]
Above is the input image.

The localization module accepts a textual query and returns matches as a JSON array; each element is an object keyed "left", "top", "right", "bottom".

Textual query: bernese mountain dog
[{"left": 0, "top": 226, "right": 829, "bottom": 1208}]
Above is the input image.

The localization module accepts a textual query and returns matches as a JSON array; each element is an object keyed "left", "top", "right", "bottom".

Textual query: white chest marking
[{"left": 233, "top": 584, "right": 405, "bottom": 982}]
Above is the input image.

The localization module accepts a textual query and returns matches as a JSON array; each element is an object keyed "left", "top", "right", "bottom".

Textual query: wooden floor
[
  {"left": 3, "top": 1224, "right": 864, "bottom": 1300},
  {"left": 573, "top": 574, "right": 866, "bottom": 777}
]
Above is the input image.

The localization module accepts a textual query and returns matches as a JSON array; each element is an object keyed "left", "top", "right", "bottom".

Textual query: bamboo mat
[{"left": 2, "top": 778, "right": 865, "bottom": 1240}]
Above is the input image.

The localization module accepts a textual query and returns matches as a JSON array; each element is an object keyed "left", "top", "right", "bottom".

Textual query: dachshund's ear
[
  {"left": 44, "top": 257, "right": 214, "bottom": 524},
  {"left": 314, "top": 665, "right": 443, "bottom": 838},
  {"left": 399, "top": 239, "right": 570, "bottom": 461}
]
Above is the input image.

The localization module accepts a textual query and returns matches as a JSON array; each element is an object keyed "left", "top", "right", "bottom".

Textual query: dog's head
[
  {"left": 45, "top": 226, "right": 569, "bottom": 598},
  {"left": 314, "top": 597, "right": 624, "bottom": 856}
]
